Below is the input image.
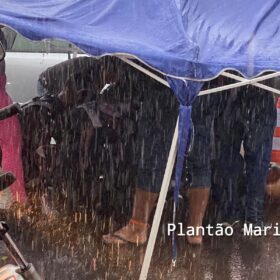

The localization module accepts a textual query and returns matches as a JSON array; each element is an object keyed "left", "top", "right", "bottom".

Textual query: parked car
[{"left": 3, "top": 27, "right": 84, "bottom": 102}]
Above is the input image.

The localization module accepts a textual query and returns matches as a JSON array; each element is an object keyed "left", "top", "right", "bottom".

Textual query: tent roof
[{"left": 1, "top": 0, "right": 280, "bottom": 81}]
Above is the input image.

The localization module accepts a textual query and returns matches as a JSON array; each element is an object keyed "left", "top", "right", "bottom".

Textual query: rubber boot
[
  {"left": 102, "top": 188, "right": 158, "bottom": 245},
  {"left": 187, "top": 188, "right": 210, "bottom": 245}
]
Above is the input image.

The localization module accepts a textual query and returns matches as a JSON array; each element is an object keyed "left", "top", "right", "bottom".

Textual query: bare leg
[
  {"left": 102, "top": 188, "right": 158, "bottom": 245},
  {"left": 187, "top": 188, "right": 210, "bottom": 245}
]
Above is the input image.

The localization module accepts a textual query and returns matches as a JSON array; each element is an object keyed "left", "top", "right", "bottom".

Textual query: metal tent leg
[{"left": 139, "top": 118, "right": 179, "bottom": 280}]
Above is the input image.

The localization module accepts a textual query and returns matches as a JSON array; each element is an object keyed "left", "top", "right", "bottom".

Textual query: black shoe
[{"left": 0, "top": 171, "right": 16, "bottom": 191}]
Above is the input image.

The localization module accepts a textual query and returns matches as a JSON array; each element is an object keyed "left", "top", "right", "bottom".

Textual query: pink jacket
[{"left": 0, "top": 67, "right": 26, "bottom": 205}]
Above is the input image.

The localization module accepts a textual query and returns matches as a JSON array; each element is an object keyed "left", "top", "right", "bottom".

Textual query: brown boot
[
  {"left": 102, "top": 188, "right": 158, "bottom": 245},
  {"left": 187, "top": 188, "right": 210, "bottom": 245}
]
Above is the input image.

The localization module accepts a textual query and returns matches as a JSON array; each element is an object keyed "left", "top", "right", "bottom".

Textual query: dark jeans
[
  {"left": 187, "top": 92, "right": 229, "bottom": 187},
  {"left": 214, "top": 90, "right": 276, "bottom": 222},
  {"left": 188, "top": 87, "right": 276, "bottom": 222},
  {"left": 211, "top": 154, "right": 245, "bottom": 221},
  {"left": 136, "top": 86, "right": 178, "bottom": 193}
]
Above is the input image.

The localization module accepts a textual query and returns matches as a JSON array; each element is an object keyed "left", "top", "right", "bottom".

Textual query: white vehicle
[{"left": 4, "top": 28, "right": 84, "bottom": 102}]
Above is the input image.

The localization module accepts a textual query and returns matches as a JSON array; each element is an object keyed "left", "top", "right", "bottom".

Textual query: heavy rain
[{"left": 0, "top": 3, "right": 280, "bottom": 280}]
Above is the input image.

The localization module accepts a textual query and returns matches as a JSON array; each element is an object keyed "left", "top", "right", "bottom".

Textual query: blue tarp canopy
[{"left": 1, "top": 0, "right": 280, "bottom": 80}]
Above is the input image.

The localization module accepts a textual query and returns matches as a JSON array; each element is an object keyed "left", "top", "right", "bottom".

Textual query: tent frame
[
  {"left": 121, "top": 57, "right": 280, "bottom": 95},
  {"left": 119, "top": 56, "right": 280, "bottom": 280}
]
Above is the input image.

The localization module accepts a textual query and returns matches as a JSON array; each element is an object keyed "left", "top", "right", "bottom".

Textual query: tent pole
[
  {"left": 120, "top": 57, "right": 170, "bottom": 88},
  {"left": 221, "top": 72, "right": 280, "bottom": 95},
  {"left": 139, "top": 118, "right": 179, "bottom": 280},
  {"left": 200, "top": 72, "right": 280, "bottom": 95},
  {"left": 120, "top": 56, "right": 280, "bottom": 95}
]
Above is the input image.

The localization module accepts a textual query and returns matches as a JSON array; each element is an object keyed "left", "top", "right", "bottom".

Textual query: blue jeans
[
  {"left": 136, "top": 86, "right": 178, "bottom": 193},
  {"left": 188, "top": 88, "right": 276, "bottom": 222},
  {"left": 187, "top": 92, "right": 229, "bottom": 188},
  {"left": 214, "top": 89, "right": 276, "bottom": 222}
]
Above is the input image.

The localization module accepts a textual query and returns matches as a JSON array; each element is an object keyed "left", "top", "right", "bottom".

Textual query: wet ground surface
[{"left": 1, "top": 198, "right": 280, "bottom": 280}]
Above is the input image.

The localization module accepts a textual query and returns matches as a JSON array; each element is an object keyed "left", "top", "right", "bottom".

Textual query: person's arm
[{"left": 0, "top": 103, "right": 21, "bottom": 120}]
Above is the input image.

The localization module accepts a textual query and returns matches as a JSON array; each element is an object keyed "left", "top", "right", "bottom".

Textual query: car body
[{"left": 4, "top": 28, "right": 84, "bottom": 102}]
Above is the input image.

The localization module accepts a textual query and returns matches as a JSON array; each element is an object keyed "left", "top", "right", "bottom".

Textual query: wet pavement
[{"left": 0, "top": 197, "right": 280, "bottom": 280}]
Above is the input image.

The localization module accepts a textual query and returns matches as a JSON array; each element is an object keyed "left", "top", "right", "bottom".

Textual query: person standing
[
  {"left": 0, "top": 26, "right": 27, "bottom": 208},
  {"left": 186, "top": 82, "right": 276, "bottom": 245},
  {"left": 102, "top": 70, "right": 178, "bottom": 245},
  {"left": 214, "top": 86, "right": 276, "bottom": 226},
  {"left": 186, "top": 87, "right": 229, "bottom": 244}
]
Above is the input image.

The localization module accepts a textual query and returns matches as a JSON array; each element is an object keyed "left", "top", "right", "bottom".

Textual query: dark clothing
[
  {"left": 135, "top": 84, "right": 178, "bottom": 193},
  {"left": 187, "top": 91, "right": 230, "bottom": 187},
  {"left": 37, "top": 56, "right": 179, "bottom": 202},
  {"left": 187, "top": 85, "right": 276, "bottom": 222},
  {"left": 214, "top": 87, "right": 276, "bottom": 222}
]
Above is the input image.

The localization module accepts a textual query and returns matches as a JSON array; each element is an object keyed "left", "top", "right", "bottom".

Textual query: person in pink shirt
[{"left": 0, "top": 29, "right": 27, "bottom": 208}]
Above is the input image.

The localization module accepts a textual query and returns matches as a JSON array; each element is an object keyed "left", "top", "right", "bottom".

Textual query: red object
[
  {"left": 0, "top": 73, "right": 26, "bottom": 204},
  {"left": 271, "top": 98, "right": 280, "bottom": 164}
]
